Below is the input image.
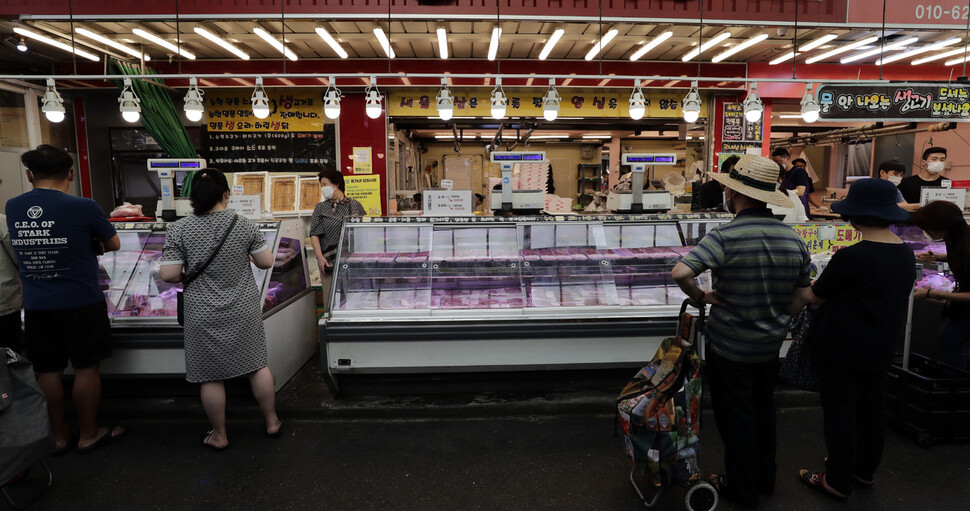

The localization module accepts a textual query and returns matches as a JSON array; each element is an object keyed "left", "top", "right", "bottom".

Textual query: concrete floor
[{"left": 5, "top": 406, "right": 970, "bottom": 511}]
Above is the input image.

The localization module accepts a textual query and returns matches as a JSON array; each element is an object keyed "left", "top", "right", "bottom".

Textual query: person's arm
[
  {"left": 808, "top": 194, "right": 822, "bottom": 208},
  {"left": 90, "top": 201, "right": 119, "bottom": 252},
  {"left": 159, "top": 223, "right": 185, "bottom": 282},
  {"left": 916, "top": 287, "right": 970, "bottom": 303},
  {"left": 250, "top": 245, "right": 274, "bottom": 269},
  {"left": 158, "top": 263, "right": 184, "bottom": 283},
  {"left": 790, "top": 285, "right": 824, "bottom": 316},
  {"left": 917, "top": 250, "right": 947, "bottom": 263},
  {"left": 351, "top": 200, "right": 366, "bottom": 217},
  {"left": 672, "top": 262, "right": 726, "bottom": 306},
  {"left": 310, "top": 234, "right": 330, "bottom": 270},
  {"left": 102, "top": 234, "right": 121, "bottom": 252},
  {"left": 246, "top": 219, "right": 273, "bottom": 269}
]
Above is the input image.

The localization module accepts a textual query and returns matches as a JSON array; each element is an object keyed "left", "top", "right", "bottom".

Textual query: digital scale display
[
  {"left": 490, "top": 152, "right": 546, "bottom": 162},
  {"left": 149, "top": 162, "right": 180, "bottom": 168},
  {"left": 179, "top": 161, "right": 202, "bottom": 168},
  {"left": 148, "top": 159, "right": 207, "bottom": 170},
  {"left": 623, "top": 154, "right": 676, "bottom": 165}
]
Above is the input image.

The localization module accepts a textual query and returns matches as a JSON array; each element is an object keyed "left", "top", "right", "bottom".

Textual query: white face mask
[
  {"left": 887, "top": 175, "right": 902, "bottom": 185},
  {"left": 321, "top": 185, "right": 335, "bottom": 200},
  {"left": 722, "top": 190, "right": 733, "bottom": 213},
  {"left": 926, "top": 161, "right": 945, "bottom": 174}
]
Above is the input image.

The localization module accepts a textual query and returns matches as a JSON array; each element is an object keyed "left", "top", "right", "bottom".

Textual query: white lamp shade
[
  {"left": 439, "top": 106, "right": 454, "bottom": 121},
  {"left": 683, "top": 110, "right": 700, "bottom": 123},
  {"left": 324, "top": 102, "right": 341, "bottom": 119},
  {"left": 44, "top": 110, "right": 65, "bottom": 123},
  {"left": 122, "top": 110, "right": 140, "bottom": 123},
  {"left": 252, "top": 104, "right": 270, "bottom": 119},
  {"left": 744, "top": 108, "right": 762, "bottom": 122},
  {"left": 543, "top": 109, "right": 558, "bottom": 122},
  {"left": 185, "top": 109, "right": 203, "bottom": 122},
  {"left": 802, "top": 109, "right": 820, "bottom": 123}
]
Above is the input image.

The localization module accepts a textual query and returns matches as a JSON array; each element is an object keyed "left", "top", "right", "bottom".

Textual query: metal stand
[{"left": 2, "top": 460, "right": 53, "bottom": 509}]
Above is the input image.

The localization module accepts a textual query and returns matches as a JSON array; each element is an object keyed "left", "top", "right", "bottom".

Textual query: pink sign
[{"left": 848, "top": 0, "right": 970, "bottom": 26}]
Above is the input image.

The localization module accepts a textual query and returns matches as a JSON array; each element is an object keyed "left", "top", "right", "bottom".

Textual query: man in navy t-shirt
[
  {"left": 772, "top": 148, "right": 812, "bottom": 212},
  {"left": 5, "top": 144, "right": 126, "bottom": 454}
]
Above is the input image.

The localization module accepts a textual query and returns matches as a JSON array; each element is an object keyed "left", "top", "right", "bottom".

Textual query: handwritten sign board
[
  {"left": 789, "top": 223, "right": 861, "bottom": 255},
  {"left": 203, "top": 127, "right": 336, "bottom": 173},
  {"left": 228, "top": 195, "right": 262, "bottom": 220},
  {"left": 205, "top": 91, "right": 325, "bottom": 132},
  {"left": 920, "top": 187, "right": 968, "bottom": 209},
  {"left": 817, "top": 83, "right": 970, "bottom": 121},
  {"left": 721, "top": 102, "right": 762, "bottom": 159},
  {"left": 423, "top": 190, "right": 472, "bottom": 216},
  {"left": 722, "top": 103, "right": 744, "bottom": 141},
  {"left": 352, "top": 147, "right": 373, "bottom": 175}
]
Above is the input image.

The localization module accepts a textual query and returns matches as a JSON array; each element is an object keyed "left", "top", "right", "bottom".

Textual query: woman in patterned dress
[
  {"left": 159, "top": 169, "right": 281, "bottom": 450},
  {"left": 309, "top": 169, "right": 365, "bottom": 277}
]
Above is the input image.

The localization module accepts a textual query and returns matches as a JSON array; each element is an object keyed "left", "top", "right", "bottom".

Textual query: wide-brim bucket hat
[
  {"left": 831, "top": 178, "right": 910, "bottom": 222},
  {"left": 711, "top": 154, "right": 793, "bottom": 208}
]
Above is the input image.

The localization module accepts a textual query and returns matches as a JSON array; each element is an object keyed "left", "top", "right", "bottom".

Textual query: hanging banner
[
  {"left": 848, "top": 0, "right": 969, "bottom": 28},
  {"left": 203, "top": 127, "right": 337, "bottom": 173},
  {"left": 388, "top": 88, "right": 707, "bottom": 119},
  {"left": 345, "top": 174, "right": 383, "bottom": 216},
  {"left": 205, "top": 91, "right": 325, "bottom": 132},
  {"left": 816, "top": 82, "right": 970, "bottom": 122},
  {"left": 789, "top": 223, "right": 861, "bottom": 254}
]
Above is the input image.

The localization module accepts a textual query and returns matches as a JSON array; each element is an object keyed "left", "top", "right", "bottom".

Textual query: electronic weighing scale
[
  {"left": 608, "top": 153, "right": 676, "bottom": 213},
  {"left": 147, "top": 158, "right": 206, "bottom": 220},
  {"left": 489, "top": 151, "right": 547, "bottom": 214}
]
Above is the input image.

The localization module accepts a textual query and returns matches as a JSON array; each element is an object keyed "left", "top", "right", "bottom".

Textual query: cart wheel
[
  {"left": 685, "top": 482, "right": 718, "bottom": 511},
  {"left": 917, "top": 434, "right": 932, "bottom": 449}
]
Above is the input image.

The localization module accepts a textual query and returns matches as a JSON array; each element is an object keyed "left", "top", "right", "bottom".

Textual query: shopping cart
[
  {"left": 1, "top": 348, "right": 55, "bottom": 509},
  {"left": 616, "top": 299, "right": 717, "bottom": 511}
]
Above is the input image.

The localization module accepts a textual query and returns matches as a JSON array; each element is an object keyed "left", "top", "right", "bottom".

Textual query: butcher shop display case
[
  {"left": 319, "top": 213, "right": 732, "bottom": 392},
  {"left": 96, "top": 218, "right": 316, "bottom": 389}
]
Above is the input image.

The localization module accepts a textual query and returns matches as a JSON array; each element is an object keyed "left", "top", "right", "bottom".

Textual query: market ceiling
[{"left": 4, "top": 18, "right": 970, "bottom": 87}]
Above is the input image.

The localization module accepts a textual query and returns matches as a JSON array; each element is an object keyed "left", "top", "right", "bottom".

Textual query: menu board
[
  {"left": 721, "top": 102, "right": 763, "bottom": 157},
  {"left": 722, "top": 103, "right": 744, "bottom": 141},
  {"left": 298, "top": 176, "right": 321, "bottom": 212},
  {"left": 203, "top": 126, "right": 337, "bottom": 173},
  {"left": 817, "top": 83, "right": 970, "bottom": 121}
]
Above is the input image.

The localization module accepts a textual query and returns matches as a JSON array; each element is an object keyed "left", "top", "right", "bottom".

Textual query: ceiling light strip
[
  {"left": 132, "top": 28, "right": 195, "bottom": 59},
  {"left": 253, "top": 27, "right": 298, "bottom": 61},
  {"left": 194, "top": 26, "right": 250, "bottom": 60},
  {"left": 13, "top": 27, "right": 100, "bottom": 61},
  {"left": 805, "top": 35, "right": 878, "bottom": 64},
  {"left": 488, "top": 27, "right": 502, "bottom": 61},
  {"left": 538, "top": 28, "right": 565, "bottom": 60},
  {"left": 75, "top": 27, "right": 148, "bottom": 60},
  {"left": 315, "top": 27, "right": 349, "bottom": 58},
  {"left": 630, "top": 31, "right": 673, "bottom": 61},
  {"left": 585, "top": 28, "right": 619, "bottom": 61},
  {"left": 711, "top": 33, "right": 768, "bottom": 63},
  {"left": 436, "top": 27, "right": 448, "bottom": 59},
  {"left": 681, "top": 31, "right": 731, "bottom": 62},
  {"left": 840, "top": 36, "right": 917, "bottom": 64},
  {"left": 912, "top": 46, "right": 968, "bottom": 65},
  {"left": 877, "top": 37, "right": 961, "bottom": 65},
  {"left": 373, "top": 27, "right": 395, "bottom": 58}
]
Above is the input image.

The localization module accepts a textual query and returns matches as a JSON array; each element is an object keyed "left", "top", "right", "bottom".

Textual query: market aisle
[{"left": 5, "top": 408, "right": 969, "bottom": 511}]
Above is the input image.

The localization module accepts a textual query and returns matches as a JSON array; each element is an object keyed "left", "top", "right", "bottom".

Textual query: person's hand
[
  {"left": 917, "top": 251, "right": 939, "bottom": 263},
  {"left": 316, "top": 255, "right": 330, "bottom": 273},
  {"left": 697, "top": 291, "right": 727, "bottom": 307},
  {"left": 914, "top": 287, "right": 930, "bottom": 301}
]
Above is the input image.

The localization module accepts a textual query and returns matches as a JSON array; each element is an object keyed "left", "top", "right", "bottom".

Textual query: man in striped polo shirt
[{"left": 672, "top": 153, "right": 811, "bottom": 509}]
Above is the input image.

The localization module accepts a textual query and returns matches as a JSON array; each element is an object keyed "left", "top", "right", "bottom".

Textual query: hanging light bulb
[
  {"left": 436, "top": 78, "right": 454, "bottom": 121},
  {"left": 364, "top": 76, "right": 383, "bottom": 119},
  {"left": 17, "top": 38, "right": 27, "bottom": 52},
  {"left": 629, "top": 79, "right": 646, "bottom": 121},
  {"left": 743, "top": 84, "right": 763, "bottom": 123},
  {"left": 251, "top": 77, "right": 270, "bottom": 119},
  {"left": 41, "top": 78, "right": 65, "bottom": 123},
  {"left": 183, "top": 77, "right": 205, "bottom": 123},
  {"left": 323, "top": 76, "right": 341, "bottom": 120},
  {"left": 490, "top": 77, "right": 508, "bottom": 120},
  {"left": 542, "top": 78, "right": 561, "bottom": 122},
  {"left": 118, "top": 78, "right": 142, "bottom": 123},
  {"left": 800, "top": 83, "right": 820, "bottom": 123},
  {"left": 682, "top": 81, "right": 702, "bottom": 123}
]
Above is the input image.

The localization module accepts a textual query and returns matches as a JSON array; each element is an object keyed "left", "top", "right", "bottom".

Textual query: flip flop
[
  {"left": 202, "top": 429, "right": 228, "bottom": 451},
  {"left": 798, "top": 469, "right": 848, "bottom": 501},
  {"left": 51, "top": 429, "right": 77, "bottom": 457},
  {"left": 265, "top": 421, "right": 283, "bottom": 438},
  {"left": 77, "top": 426, "right": 127, "bottom": 455}
]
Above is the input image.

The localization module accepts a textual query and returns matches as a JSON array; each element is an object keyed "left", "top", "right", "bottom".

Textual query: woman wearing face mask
[
  {"left": 309, "top": 169, "right": 366, "bottom": 278},
  {"left": 898, "top": 147, "right": 948, "bottom": 211},
  {"left": 911, "top": 200, "right": 970, "bottom": 370}
]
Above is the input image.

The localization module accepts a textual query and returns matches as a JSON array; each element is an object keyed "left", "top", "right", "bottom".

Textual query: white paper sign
[
  {"left": 920, "top": 187, "right": 967, "bottom": 209},
  {"left": 423, "top": 190, "right": 472, "bottom": 216},
  {"left": 228, "top": 195, "right": 262, "bottom": 219},
  {"left": 441, "top": 179, "right": 454, "bottom": 191},
  {"left": 232, "top": 185, "right": 245, "bottom": 195}
]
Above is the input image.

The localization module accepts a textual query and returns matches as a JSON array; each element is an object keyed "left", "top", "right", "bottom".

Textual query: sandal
[
  {"left": 52, "top": 429, "right": 77, "bottom": 457},
  {"left": 202, "top": 429, "right": 228, "bottom": 451},
  {"left": 798, "top": 469, "right": 848, "bottom": 500},
  {"left": 853, "top": 475, "right": 874, "bottom": 488},
  {"left": 265, "top": 420, "right": 283, "bottom": 438},
  {"left": 77, "top": 426, "right": 127, "bottom": 455}
]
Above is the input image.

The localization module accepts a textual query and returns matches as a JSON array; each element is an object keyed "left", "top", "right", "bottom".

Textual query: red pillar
[
  {"left": 337, "top": 93, "right": 388, "bottom": 215},
  {"left": 73, "top": 97, "right": 93, "bottom": 199}
]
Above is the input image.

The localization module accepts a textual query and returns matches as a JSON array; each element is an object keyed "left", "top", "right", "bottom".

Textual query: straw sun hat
[{"left": 711, "top": 154, "right": 793, "bottom": 208}]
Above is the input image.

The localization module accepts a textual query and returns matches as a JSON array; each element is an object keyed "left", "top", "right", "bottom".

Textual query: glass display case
[
  {"left": 100, "top": 219, "right": 310, "bottom": 324},
  {"left": 327, "top": 214, "right": 732, "bottom": 320}
]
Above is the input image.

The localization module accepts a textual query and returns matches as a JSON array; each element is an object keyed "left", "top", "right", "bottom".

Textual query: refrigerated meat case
[
  {"left": 319, "top": 213, "right": 733, "bottom": 393},
  {"left": 97, "top": 218, "right": 316, "bottom": 390}
]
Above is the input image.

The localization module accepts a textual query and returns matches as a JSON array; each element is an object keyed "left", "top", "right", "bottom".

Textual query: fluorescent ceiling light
[
  {"left": 681, "top": 31, "right": 731, "bottom": 61},
  {"left": 373, "top": 27, "right": 395, "bottom": 58},
  {"left": 878, "top": 37, "right": 961, "bottom": 65},
  {"left": 194, "top": 27, "right": 249, "bottom": 60},
  {"left": 800, "top": 33, "right": 839, "bottom": 52},
  {"left": 583, "top": 135, "right": 612, "bottom": 139},
  {"left": 436, "top": 27, "right": 448, "bottom": 59},
  {"left": 13, "top": 27, "right": 100, "bottom": 61},
  {"left": 132, "top": 28, "right": 195, "bottom": 59},
  {"left": 253, "top": 27, "right": 297, "bottom": 61},
  {"left": 75, "top": 27, "right": 149, "bottom": 61},
  {"left": 488, "top": 27, "right": 502, "bottom": 61},
  {"left": 630, "top": 31, "right": 673, "bottom": 61},
  {"left": 585, "top": 28, "right": 619, "bottom": 61},
  {"left": 769, "top": 52, "right": 798, "bottom": 65},
  {"left": 539, "top": 28, "right": 565, "bottom": 60},
  {"left": 530, "top": 135, "right": 568, "bottom": 139},
  {"left": 778, "top": 114, "right": 807, "bottom": 118},
  {"left": 712, "top": 33, "right": 768, "bottom": 63},
  {"left": 805, "top": 35, "right": 878, "bottom": 64},
  {"left": 913, "top": 46, "right": 968, "bottom": 65},
  {"left": 841, "top": 36, "right": 917, "bottom": 64},
  {"left": 314, "top": 27, "right": 348, "bottom": 58}
]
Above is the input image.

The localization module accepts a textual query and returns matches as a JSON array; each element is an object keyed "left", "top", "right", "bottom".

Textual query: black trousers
[
  {"left": 816, "top": 361, "right": 887, "bottom": 496},
  {"left": 706, "top": 349, "right": 778, "bottom": 507},
  {"left": 0, "top": 310, "right": 23, "bottom": 353}
]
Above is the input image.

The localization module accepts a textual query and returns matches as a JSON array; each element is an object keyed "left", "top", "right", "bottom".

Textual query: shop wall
[
  {"left": 76, "top": 91, "right": 142, "bottom": 212},
  {"left": 873, "top": 133, "right": 916, "bottom": 176},
  {"left": 419, "top": 142, "right": 602, "bottom": 201},
  {"left": 913, "top": 123, "right": 970, "bottom": 181},
  {"left": 614, "top": 139, "right": 696, "bottom": 181},
  {"left": 338, "top": 93, "right": 387, "bottom": 215}
]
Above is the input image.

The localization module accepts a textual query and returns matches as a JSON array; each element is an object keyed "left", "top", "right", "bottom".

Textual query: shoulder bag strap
[{"left": 182, "top": 214, "right": 239, "bottom": 287}]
